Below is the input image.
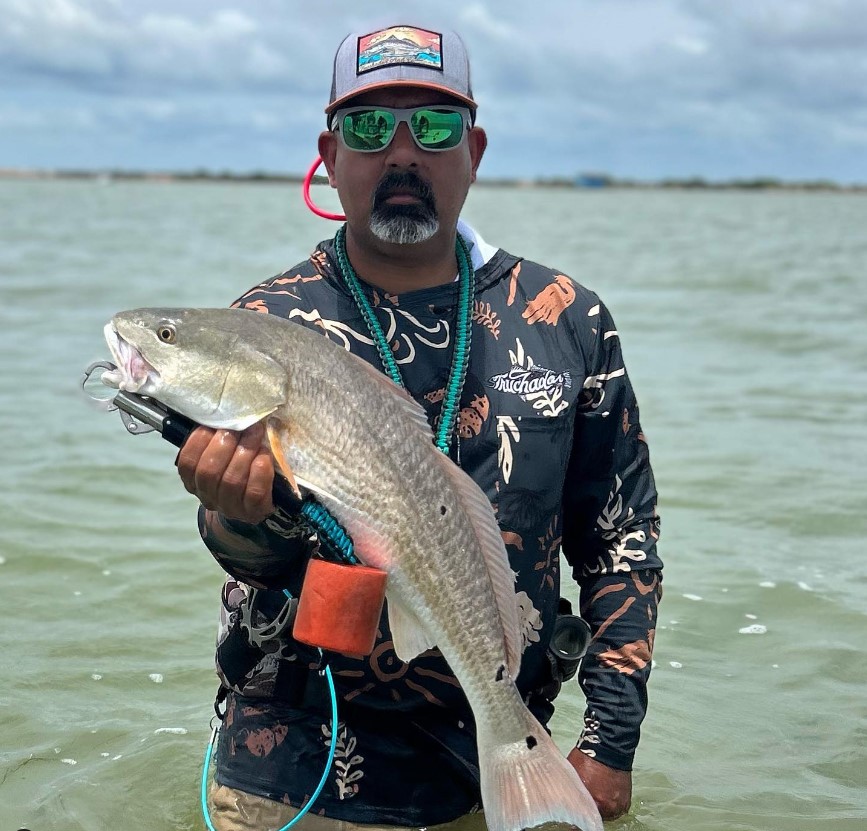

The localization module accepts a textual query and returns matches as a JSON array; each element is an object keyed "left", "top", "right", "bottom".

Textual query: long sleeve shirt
[{"left": 201, "top": 231, "right": 662, "bottom": 825}]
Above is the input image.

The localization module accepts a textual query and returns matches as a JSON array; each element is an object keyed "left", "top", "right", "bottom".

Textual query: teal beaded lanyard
[{"left": 334, "top": 225, "right": 474, "bottom": 455}]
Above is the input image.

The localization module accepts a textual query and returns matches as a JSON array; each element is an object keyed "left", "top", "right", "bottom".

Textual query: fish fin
[
  {"left": 292, "top": 474, "right": 342, "bottom": 507},
  {"left": 263, "top": 417, "right": 337, "bottom": 505},
  {"left": 346, "top": 353, "right": 435, "bottom": 441},
  {"left": 385, "top": 594, "right": 437, "bottom": 663},
  {"left": 436, "top": 455, "right": 523, "bottom": 679},
  {"left": 203, "top": 408, "right": 279, "bottom": 431},
  {"left": 265, "top": 419, "right": 302, "bottom": 500},
  {"left": 479, "top": 715, "right": 603, "bottom": 831}
]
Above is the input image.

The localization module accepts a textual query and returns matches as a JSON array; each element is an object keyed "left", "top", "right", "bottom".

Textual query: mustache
[{"left": 372, "top": 171, "right": 436, "bottom": 213}]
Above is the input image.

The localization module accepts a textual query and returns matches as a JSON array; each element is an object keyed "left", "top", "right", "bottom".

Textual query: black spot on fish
[
  {"left": 495, "top": 665, "right": 505, "bottom": 682},
  {"left": 440, "top": 505, "right": 447, "bottom": 515},
  {"left": 526, "top": 735, "right": 537, "bottom": 749}
]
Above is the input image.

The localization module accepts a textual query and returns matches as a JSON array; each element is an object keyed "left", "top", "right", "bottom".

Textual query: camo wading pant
[{"left": 208, "top": 784, "right": 488, "bottom": 831}]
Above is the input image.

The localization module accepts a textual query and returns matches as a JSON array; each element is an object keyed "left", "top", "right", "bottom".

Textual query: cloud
[
  {"left": 686, "top": 0, "right": 867, "bottom": 51},
  {"left": 465, "top": 0, "right": 867, "bottom": 178},
  {"left": 1, "top": 0, "right": 866, "bottom": 180},
  {"left": 674, "top": 0, "right": 867, "bottom": 108},
  {"left": 458, "top": 3, "right": 516, "bottom": 43},
  {"left": 0, "top": 0, "right": 301, "bottom": 91}
]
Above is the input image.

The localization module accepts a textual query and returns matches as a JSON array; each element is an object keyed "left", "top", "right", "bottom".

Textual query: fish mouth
[{"left": 101, "top": 323, "right": 158, "bottom": 393}]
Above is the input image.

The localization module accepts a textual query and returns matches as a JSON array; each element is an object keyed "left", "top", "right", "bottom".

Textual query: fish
[{"left": 102, "top": 306, "right": 603, "bottom": 831}]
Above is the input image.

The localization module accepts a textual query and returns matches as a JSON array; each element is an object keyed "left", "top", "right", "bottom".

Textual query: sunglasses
[{"left": 332, "top": 105, "right": 472, "bottom": 153}]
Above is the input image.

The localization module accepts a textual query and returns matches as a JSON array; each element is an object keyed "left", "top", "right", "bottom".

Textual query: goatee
[{"left": 369, "top": 171, "right": 439, "bottom": 245}]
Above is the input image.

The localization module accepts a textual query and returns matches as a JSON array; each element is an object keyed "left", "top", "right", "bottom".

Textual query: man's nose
[{"left": 385, "top": 121, "right": 420, "bottom": 166}]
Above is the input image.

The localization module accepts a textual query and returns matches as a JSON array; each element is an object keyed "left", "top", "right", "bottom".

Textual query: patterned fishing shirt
[{"left": 201, "top": 225, "right": 662, "bottom": 826}]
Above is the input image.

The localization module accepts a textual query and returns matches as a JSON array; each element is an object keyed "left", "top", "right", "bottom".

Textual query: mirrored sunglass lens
[
  {"left": 342, "top": 110, "right": 395, "bottom": 151},
  {"left": 410, "top": 109, "right": 464, "bottom": 149}
]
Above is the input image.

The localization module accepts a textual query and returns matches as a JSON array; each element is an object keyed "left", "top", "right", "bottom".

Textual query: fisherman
[{"left": 177, "top": 23, "right": 662, "bottom": 830}]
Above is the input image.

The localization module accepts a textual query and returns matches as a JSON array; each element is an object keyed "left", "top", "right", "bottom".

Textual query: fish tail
[{"left": 478, "top": 716, "right": 603, "bottom": 831}]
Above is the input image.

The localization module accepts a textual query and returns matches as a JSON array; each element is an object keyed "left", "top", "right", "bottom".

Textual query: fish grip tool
[{"left": 80, "top": 359, "right": 304, "bottom": 511}]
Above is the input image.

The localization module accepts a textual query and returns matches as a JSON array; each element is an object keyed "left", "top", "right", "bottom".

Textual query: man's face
[{"left": 319, "top": 87, "right": 486, "bottom": 249}]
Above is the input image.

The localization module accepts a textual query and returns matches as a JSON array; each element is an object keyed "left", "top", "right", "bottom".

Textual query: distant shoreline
[{"left": 1, "top": 167, "right": 864, "bottom": 192}]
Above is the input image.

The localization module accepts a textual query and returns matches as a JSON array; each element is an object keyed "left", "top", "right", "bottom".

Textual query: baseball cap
[{"left": 327, "top": 25, "right": 476, "bottom": 121}]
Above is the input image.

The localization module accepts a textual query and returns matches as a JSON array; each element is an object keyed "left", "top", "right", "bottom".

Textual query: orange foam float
[{"left": 293, "top": 558, "right": 387, "bottom": 658}]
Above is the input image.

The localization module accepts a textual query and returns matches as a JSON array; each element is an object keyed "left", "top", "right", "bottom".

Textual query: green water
[{"left": 1, "top": 180, "right": 865, "bottom": 830}]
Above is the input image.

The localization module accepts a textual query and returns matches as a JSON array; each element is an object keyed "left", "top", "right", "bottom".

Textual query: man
[{"left": 178, "top": 23, "right": 662, "bottom": 830}]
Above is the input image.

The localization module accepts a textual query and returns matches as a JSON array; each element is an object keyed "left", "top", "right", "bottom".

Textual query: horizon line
[{"left": 1, "top": 166, "right": 864, "bottom": 191}]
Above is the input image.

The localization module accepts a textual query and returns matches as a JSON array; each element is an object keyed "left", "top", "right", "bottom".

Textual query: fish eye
[{"left": 157, "top": 322, "right": 176, "bottom": 343}]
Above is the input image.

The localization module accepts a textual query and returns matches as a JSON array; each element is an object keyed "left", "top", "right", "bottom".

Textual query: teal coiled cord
[
  {"left": 300, "top": 498, "right": 357, "bottom": 564},
  {"left": 201, "top": 608, "right": 339, "bottom": 831},
  {"left": 199, "top": 491, "right": 356, "bottom": 830}
]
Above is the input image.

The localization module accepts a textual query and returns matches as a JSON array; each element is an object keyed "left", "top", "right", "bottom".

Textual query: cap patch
[{"left": 357, "top": 26, "right": 443, "bottom": 75}]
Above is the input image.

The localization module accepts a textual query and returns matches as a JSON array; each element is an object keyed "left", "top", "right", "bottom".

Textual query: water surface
[{"left": 1, "top": 180, "right": 865, "bottom": 830}]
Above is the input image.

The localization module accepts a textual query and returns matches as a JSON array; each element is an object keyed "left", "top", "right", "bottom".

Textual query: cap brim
[{"left": 326, "top": 80, "right": 476, "bottom": 114}]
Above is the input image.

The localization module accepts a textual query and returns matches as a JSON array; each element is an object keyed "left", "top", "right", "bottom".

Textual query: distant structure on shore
[
  {"left": 575, "top": 174, "right": 612, "bottom": 188},
  {"left": 0, "top": 167, "right": 862, "bottom": 192}
]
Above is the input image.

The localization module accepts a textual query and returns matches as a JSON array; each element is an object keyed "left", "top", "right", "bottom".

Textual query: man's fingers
[
  {"left": 175, "top": 423, "right": 275, "bottom": 522},
  {"left": 195, "top": 430, "right": 240, "bottom": 510},
  {"left": 217, "top": 424, "right": 273, "bottom": 522},
  {"left": 242, "top": 449, "right": 276, "bottom": 521},
  {"left": 176, "top": 426, "right": 218, "bottom": 494}
]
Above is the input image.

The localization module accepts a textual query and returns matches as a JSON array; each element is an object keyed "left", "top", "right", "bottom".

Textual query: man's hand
[
  {"left": 176, "top": 423, "right": 275, "bottom": 523},
  {"left": 568, "top": 748, "right": 632, "bottom": 821}
]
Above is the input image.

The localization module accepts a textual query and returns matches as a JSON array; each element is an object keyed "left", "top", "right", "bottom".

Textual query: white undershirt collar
[{"left": 457, "top": 218, "right": 497, "bottom": 271}]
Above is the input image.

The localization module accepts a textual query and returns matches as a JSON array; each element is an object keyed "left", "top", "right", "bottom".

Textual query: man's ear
[
  {"left": 318, "top": 131, "right": 338, "bottom": 187},
  {"left": 467, "top": 126, "right": 487, "bottom": 184}
]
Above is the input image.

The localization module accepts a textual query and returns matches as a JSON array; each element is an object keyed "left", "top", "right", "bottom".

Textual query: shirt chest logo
[
  {"left": 489, "top": 364, "right": 572, "bottom": 397},
  {"left": 488, "top": 339, "right": 572, "bottom": 416}
]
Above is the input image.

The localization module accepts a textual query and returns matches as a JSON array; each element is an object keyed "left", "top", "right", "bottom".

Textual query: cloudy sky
[{"left": 2, "top": 0, "right": 866, "bottom": 182}]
